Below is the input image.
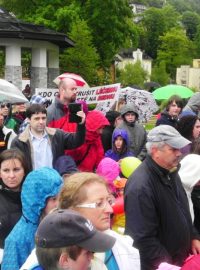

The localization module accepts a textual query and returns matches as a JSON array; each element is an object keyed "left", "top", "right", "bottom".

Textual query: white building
[
  {"left": 116, "top": 48, "right": 152, "bottom": 79},
  {"left": 176, "top": 59, "right": 200, "bottom": 91}
]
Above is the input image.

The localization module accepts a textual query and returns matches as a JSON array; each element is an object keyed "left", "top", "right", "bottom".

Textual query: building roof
[{"left": 0, "top": 8, "right": 74, "bottom": 48}]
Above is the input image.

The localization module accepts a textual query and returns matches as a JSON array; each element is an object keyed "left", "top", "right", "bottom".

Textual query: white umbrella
[
  {"left": 120, "top": 87, "right": 158, "bottom": 123},
  {"left": 0, "top": 79, "right": 29, "bottom": 103},
  {"left": 53, "top": 73, "right": 89, "bottom": 88}
]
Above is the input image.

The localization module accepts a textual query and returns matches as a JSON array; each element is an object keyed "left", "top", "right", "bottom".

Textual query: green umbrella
[{"left": 152, "top": 84, "right": 194, "bottom": 100}]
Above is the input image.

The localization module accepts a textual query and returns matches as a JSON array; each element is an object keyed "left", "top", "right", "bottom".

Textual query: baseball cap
[
  {"left": 35, "top": 209, "right": 116, "bottom": 252},
  {"left": 147, "top": 125, "right": 191, "bottom": 149},
  {"left": 30, "top": 95, "right": 48, "bottom": 105}
]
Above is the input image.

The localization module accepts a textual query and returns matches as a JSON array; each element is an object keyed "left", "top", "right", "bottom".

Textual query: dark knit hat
[{"left": 54, "top": 155, "right": 78, "bottom": 176}]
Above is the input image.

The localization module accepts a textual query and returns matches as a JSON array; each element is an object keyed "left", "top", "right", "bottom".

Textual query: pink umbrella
[{"left": 53, "top": 73, "right": 89, "bottom": 87}]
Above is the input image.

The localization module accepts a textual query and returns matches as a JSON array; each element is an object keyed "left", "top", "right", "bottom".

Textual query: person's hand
[
  {"left": 191, "top": 239, "right": 200, "bottom": 254},
  {"left": 77, "top": 110, "right": 86, "bottom": 124}
]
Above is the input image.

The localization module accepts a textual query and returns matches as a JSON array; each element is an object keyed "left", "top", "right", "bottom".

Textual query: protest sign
[
  {"left": 35, "top": 83, "right": 121, "bottom": 113},
  {"left": 35, "top": 88, "right": 58, "bottom": 105},
  {"left": 76, "top": 83, "right": 120, "bottom": 113}
]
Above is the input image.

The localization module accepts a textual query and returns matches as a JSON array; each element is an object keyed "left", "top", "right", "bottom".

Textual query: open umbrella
[
  {"left": 120, "top": 87, "right": 158, "bottom": 122},
  {"left": 144, "top": 81, "right": 160, "bottom": 92},
  {"left": 0, "top": 79, "right": 29, "bottom": 103},
  {"left": 152, "top": 84, "right": 194, "bottom": 100},
  {"left": 53, "top": 73, "right": 89, "bottom": 87}
]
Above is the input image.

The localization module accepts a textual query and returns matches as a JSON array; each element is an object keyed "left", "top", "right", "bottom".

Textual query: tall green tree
[
  {"left": 118, "top": 61, "right": 148, "bottom": 87},
  {"left": 81, "top": 0, "right": 135, "bottom": 68},
  {"left": 151, "top": 61, "right": 169, "bottom": 86},
  {"left": 181, "top": 11, "right": 200, "bottom": 40},
  {"left": 1, "top": 0, "right": 136, "bottom": 70},
  {"left": 156, "top": 28, "right": 193, "bottom": 80},
  {"left": 139, "top": 5, "right": 179, "bottom": 59},
  {"left": 60, "top": 18, "right": 100, "bottom": 85}
]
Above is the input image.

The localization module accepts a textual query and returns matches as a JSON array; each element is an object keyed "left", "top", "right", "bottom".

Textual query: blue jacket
[
  {"left": 2, "top": 167, "right": 63, "bottom": 270},
  {"left": 105, "top": 128, "right": 135, "bottom": 161}
]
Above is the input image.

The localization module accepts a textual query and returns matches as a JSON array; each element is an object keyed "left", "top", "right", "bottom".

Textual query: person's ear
[{"left": 59, "top": 252, "right": 70, "bottom": 269}]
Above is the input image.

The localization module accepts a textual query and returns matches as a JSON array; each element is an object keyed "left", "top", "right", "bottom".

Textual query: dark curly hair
[{"left": 177, "top": 115, "right": 199, "bottom": 140}]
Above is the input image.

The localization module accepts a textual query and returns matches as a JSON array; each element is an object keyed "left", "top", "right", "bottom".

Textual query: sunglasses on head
[{"left": 0, "top": 103, "right": 11, "bottom": 108}]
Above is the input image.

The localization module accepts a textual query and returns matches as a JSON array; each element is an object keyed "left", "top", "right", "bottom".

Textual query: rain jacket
[
  {"left": 2, "top": 167, "right": 63, "bottom": 270},
  {"left": 179, "top": 154, "right": 200, "bottom": 222},
  {"left": 105, "top": 128, "right": 135, "bottom": 161},
  {"left": 156, "top": 111, "right": 179, "bottom": 128},
  {"left": 182, "top": 92, "right": 200, "bottom": 115},
  {"left": 47, "top": 97, "right": 77, "bottom": 132},
  {"left": 118, "top": 104, "right": 147, "bottom": 160},
  {"left": 67, "top": 110, "right": 109, "bottom": 172},
  {"left": 96, "top": 157, "right": 120, "bottom": 193},
  {"left": 125, "top": 155, "right": 199, "bottom": 270},
  {"left": 11, "top": 123, "right": 85, "bottom": 172}
]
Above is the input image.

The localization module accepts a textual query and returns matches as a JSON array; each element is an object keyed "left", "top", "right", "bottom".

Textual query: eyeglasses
[
  {"left": 1, "top": 103, "right": 11, "bottom": 108},
  {"left": 76, "top": 197, "right": 115, "bottom": 209}
]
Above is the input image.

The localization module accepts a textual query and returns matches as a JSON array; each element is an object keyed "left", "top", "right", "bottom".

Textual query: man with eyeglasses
[
  {"left": 125, "top": 125, "right": 200, "bottom": 270},
  {"left": 47, "top": 78, "right": 79, "bottom": 133},
  {"left": 0, "top": 108, "right": 16, "bottom": 153}
]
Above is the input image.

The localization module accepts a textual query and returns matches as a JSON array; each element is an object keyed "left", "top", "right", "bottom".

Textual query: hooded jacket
[
  {"left": 117, "top": 104, "right": 147, "bottom": 160},
  {"left": 67, "top": 110, "right": 109, "bottom": 172},
  {"left": 182, "top": 93, "right": 200, "bottom": 115},
  {"left": 179, "top": 154, "right": 200, "bottom": 221},
  {"left": 105, "top": 128, "right": 135, "bottom": 161},
  {"left": 96, "top": 157, "right": 120, "bottom": 193},
  {"left": 2, "top": 167, "right": 63, "bottom": 270}
]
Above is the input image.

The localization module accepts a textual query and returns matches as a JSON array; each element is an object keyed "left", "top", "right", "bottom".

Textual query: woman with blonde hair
[{"left": 58, "top": 172, "right": 140, "bottom": 270}]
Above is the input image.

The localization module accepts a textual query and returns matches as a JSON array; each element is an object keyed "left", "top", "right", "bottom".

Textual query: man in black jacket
[
  {"left": 11, "top": 104, "right": 85, "bottom": 171},
  {"left": 125, "top": 125, "right": 200, "bottom": 270}
]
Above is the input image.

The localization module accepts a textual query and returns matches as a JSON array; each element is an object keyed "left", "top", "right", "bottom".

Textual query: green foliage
[
  {"left": 139, "top": 5, "right": 180, "bottom": 58},
  {"left": 157, "top": 28, "right": 193, "bottom": 80},
  {"left": 82, "top": 0, "right": 136, "bottom": 67},
  {"left": 151, "top": 61, "right": 169, "bottom": 86},
  {"left": 181, "top": 11, "right": 200, "bottom": 40},
  {"left": 194, "top": 25, "right": 200, "bottom": 56},
  {"left": 118, "top": 61, "right": 148, "bottom": 87},
  {"left": 60, "top": 18, "right": 100, "bottom": 86}
]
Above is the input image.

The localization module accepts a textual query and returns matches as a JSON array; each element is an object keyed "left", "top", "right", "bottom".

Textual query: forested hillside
[{"left": 1, "top": 0, "right": 200, "bottom": 86}]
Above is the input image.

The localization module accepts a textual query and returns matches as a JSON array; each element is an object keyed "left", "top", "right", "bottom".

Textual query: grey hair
[{"left": 146, "top": 141, "right": 167, "bottom": 155}]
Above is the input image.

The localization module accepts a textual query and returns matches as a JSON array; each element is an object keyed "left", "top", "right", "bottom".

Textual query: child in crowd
[
  {"left": 96, "top": 157, "right": 126, "bottom": 234},
  {"left": 105, "top": 128, "right": 135, "bottom": 162}
]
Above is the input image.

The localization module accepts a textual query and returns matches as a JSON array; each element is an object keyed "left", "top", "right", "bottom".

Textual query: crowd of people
[{"left": 1, "top": 78, "right": 200, "bottom": 270}]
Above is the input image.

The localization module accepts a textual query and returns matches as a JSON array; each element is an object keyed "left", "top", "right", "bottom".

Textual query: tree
[
  {"left": 81, "top": 0, "right": 136, "bottom": 68},
  {"left": 139, "top": 5, "right": 179, "bottom": 59},
  {"left": 151, "top": 61, "right": 169, "bottom": 86},
  {"left": 1, "top": 0, "right": 137, "bottom": 71},
  {"left": 117, "top": 61, "right": 148, "bottom": 87},
  {"left": 60, "top": 18, "right": 100, "bottom": 85},
  {"left": 156, "top": 28, "right": 193, "bottom": 80},
  {"left": 181, "top": 11, "right": 200, "bottom": 40}
]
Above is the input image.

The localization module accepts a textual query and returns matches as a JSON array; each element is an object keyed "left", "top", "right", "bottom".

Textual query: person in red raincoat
[{"left": 67, "top": 110, "right": 109, "bottom": 172}]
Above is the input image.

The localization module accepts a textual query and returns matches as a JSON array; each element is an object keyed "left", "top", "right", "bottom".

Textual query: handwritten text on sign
[{"left": 76, "top": 83, "right": 120, "bottom": 104}]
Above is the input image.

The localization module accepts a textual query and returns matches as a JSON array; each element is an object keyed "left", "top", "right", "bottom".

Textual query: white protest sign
[
  {"left": 35, "top": 83, "right": 120, "bottom": 113},
  {"left": 76, "top": 83, "right": 120, "bottom": 113},
  {"left": 35, "top": 88, "right": 58, "bottom": 104}
]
